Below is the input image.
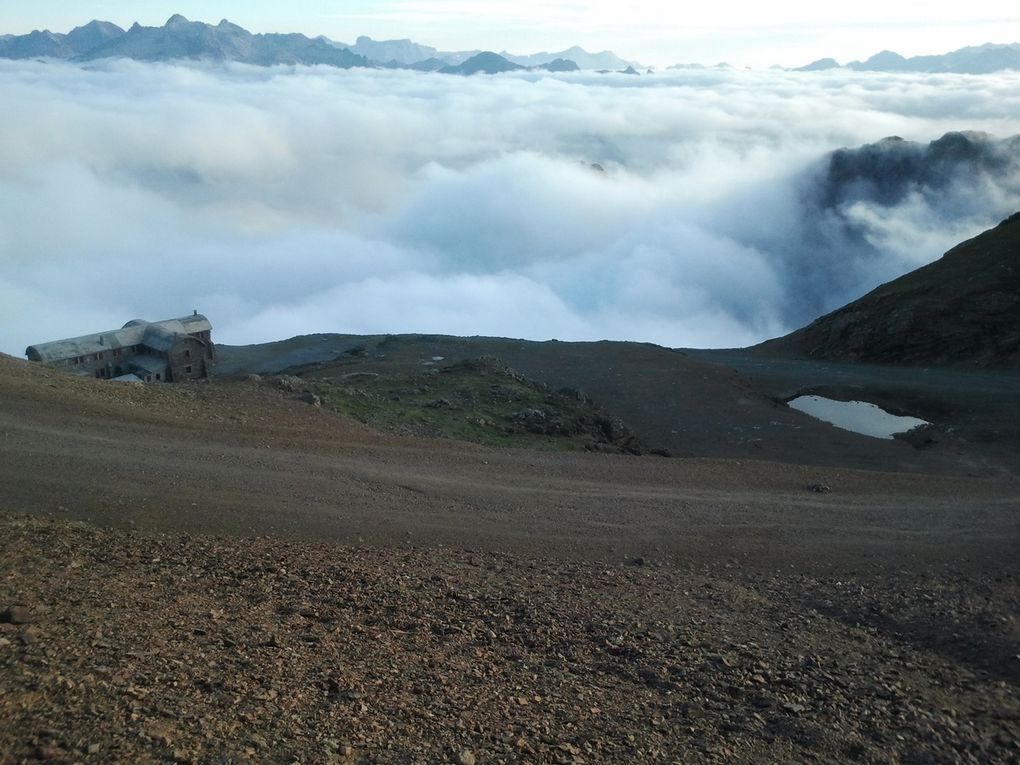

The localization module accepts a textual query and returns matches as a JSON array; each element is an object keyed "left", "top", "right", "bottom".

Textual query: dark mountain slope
[
  {"left": 756, "top": 213, "right": 1020, "bottom": 367},
  {"left": 706, "top": 130, "right": 1020, "bottom": 332}
]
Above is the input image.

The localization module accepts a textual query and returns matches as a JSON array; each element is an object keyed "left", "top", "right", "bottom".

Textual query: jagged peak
[{"left": 997, "top": 211, "right": 1020, "bottom": 228}]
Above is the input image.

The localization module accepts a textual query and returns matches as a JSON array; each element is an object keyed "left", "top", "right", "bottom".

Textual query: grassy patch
[{"left": 301, "top": 357, "right": 642, "bottom": 452}]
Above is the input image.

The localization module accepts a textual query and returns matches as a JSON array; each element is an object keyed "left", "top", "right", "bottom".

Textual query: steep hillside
[{"left": 756, "top": 213, "right": 1020, "bottom": 367}]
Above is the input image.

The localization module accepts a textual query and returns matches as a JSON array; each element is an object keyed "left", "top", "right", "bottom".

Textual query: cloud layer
[{"left": 2, "top": 61, "right": 1019, "bottom": 355}]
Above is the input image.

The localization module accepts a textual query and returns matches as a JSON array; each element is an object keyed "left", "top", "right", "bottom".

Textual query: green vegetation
[{"left": 303, "top": 357, "right": 641, "bottom": 452}]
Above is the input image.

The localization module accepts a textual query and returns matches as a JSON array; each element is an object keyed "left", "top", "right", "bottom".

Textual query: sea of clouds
[{"left": 2, "top": 60, "right": 1019, "bottom": 355}]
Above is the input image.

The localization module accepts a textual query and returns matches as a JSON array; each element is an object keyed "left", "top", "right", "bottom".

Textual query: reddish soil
[{"left": 1, "top": 354, "right": 1018, "bottom": 763}]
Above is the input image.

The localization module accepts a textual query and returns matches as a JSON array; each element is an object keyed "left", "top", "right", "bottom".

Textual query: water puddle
[{"left": 788, "top": 396, "right": 929, "bottom": 440}]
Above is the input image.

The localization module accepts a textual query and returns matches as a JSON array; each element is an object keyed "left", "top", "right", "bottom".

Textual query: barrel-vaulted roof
[{"left": 25, "top": 314, "right": 212, "bottom": 362}]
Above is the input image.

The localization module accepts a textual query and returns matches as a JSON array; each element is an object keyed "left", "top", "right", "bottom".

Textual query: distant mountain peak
[
  {"left": 859, "top": 50, "right": 907, "bottom": 68},
  {"left": 794, "top": 42, "right": 1020, "bottom": 74},
  {"left": 439, "top": 51, "right": 525, "bottom": 75},
  {"left": 499, "top": 45, "right": 639, "bottom": 70},
  {"left": 538, "top": 58, "right": 579, "bottom": 72},
  {"left": 794, "top": 57, "right": 840, "bottom": 72},
  {"left": 75, "top": 20, "right": 115, "bottom": 31}
]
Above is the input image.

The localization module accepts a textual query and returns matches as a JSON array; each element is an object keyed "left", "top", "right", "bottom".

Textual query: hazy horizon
[{"left": 4, "top": 2, "right": 1020, "bottom": 69}]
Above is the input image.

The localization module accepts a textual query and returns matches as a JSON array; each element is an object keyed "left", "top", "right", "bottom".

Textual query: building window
[
  {"left": 185, "top": 365, "right": 192, "bottom": 374},
  {"left": 185, "top": 349, "right": 191, "bottom": 359}
]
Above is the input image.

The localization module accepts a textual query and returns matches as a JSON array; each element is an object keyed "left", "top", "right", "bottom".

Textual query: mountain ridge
[
  {"left": 795, "top": 42, "right": 1020, "bottom": 73},
  {"left": 0, "top": 15, "right": 633, "bottom": 72}
]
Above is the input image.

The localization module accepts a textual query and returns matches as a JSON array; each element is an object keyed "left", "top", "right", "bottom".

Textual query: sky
[
  {"left": 2, "top": 60, "right": 1019, "bottom": 355},
  {"left": 3, "top": 0, "right": 1020, "bottom": 67}
]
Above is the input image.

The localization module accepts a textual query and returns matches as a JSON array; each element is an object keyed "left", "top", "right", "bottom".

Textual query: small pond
[{"left": 788, "top": 395, "right": 929, "bottom": 440}]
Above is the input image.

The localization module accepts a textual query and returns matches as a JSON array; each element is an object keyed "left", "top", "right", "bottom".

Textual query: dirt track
[
  {"left": 1, "top": 354, "right": 1019, "bottom": 763},
  {"left": 1, "top": 354, "right": 1017, "bottom": 571}
]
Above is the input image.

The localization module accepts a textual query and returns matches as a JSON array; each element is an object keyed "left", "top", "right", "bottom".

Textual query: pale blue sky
[{"left": 2, "top": 1, "right": 1020, "bottom": 66}]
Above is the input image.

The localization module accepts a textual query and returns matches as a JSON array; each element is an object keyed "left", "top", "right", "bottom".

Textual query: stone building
[{"left": 25, "top": 313, "right": 214, "bottom": 383}]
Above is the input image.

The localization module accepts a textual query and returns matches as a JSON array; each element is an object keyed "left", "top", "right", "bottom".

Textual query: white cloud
[{"left": 1, "top": 60, "right": 1018, "bottom": 356}]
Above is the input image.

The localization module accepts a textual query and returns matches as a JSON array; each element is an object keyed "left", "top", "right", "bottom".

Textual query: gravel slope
[{"left": 1, "top": 354, "right": 1018, "bottom": 763}]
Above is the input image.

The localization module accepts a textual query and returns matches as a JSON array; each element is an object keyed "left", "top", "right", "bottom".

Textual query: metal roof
[
  {"left": 141, "top": 324, "right": 179, "bottom": 352},
  {"left": 127, "top": 355, "right": 169, "bottom": 375},
  {"left": 25, "top": 314, "right": 211, "bottom": 362}
]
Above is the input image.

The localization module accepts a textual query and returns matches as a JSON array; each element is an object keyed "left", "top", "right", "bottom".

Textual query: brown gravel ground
[
  {"left": 1, "top": 517, "right": 1018, "bottom": 765},
  {"left": 1, "top": 354, "right": 1019, "bottom": 763}
]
